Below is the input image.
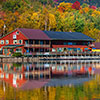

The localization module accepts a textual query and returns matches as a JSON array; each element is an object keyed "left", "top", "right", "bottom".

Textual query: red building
[{"left": 0, "top": 28, "right": 95, "bottom": 56}]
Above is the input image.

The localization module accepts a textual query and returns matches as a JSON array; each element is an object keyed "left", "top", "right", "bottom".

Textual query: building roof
[
  {"left": 20, "top": 80, "right": 49, "bottom": 90},
  {"left": 43, "top": 31, "right": 95, "bottom": 41},
  {"left": 18, "top": 28, "right": 51, "bottom": 40},
  {"left": 0, "top": 28, "right": 95, "bottom": 41}
]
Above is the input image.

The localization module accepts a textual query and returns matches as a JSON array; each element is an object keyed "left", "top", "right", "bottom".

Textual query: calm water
[{"left": 0, "top": 60, "right": 100, "bottom": 100}]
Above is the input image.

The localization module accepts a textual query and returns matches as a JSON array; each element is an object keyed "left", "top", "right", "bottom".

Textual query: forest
[{"left": 0, "top": 0, "right": 100, "bottom": 41}]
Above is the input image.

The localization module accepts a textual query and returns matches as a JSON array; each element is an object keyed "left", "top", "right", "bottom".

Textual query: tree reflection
[
  {"left": 0, "top": 74, "right": 99, "bottom": 100},
  {"left": 0, "top": 61, "right": 99, "bottom": 100}
]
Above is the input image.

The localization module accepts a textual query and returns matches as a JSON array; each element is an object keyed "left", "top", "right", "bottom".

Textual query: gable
[{"left": 0, "top": 29, "right": 28, "bottom": 40}]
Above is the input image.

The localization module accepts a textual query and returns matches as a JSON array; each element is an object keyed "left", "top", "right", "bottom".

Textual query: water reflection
[
  {"left": 0, "top": 60, "right": 98, "bottom": 89},
  {"left": 0, "top": 60, "right": 100, "bottom": 100}
]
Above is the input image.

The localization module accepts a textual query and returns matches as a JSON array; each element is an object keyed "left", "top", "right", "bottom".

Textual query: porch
[{"left": 2, "top": 45, "right": 24, "bottom": 56}]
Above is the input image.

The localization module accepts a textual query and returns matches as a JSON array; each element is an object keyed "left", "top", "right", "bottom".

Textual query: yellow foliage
[
  {"left": 91, "top": 10, "right": 100, "bottom": 17},
  {"left": 48, "top": 87, "right": 56, "bottom": 100},
  {"left": 83, "top": 7, "right": 89, "bottom": 13},
  {"left": 31, "top": 13, "right": 38, "bottom": 20},
  {"left": 49, "top": 13, "right": 56, "bottom": 27},
  {"left": 79, "top": 7, "right": 89, "bottom": 14},
  {"left": 58, "top": 2, "right": 72, "bottom": 12},
  {"left": 0, "top": 20, "right": 4, "bottom": 29},
  {"left": 79, "top": 9, "right": 83, "bottom": 14}
]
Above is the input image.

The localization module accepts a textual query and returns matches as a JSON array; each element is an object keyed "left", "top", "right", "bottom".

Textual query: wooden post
[{"left": 27, "top": 40, "right": 30, "bottom": 62}]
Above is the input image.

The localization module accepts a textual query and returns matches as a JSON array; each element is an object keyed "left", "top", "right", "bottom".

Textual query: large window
[
  {"left": 29, "top": 40, "right": 33, "bottom": 44},
  {"left": 4, "top": 49, "right": 8, "bottom": 55},
  {"left": 40, "top": 48, "right": 44, "bottom": 52},
  {"left": 40, "top": 40, "right": 44, "bottom": 45},
  {"left": 1, "top": 40, "right": 4, "bottom": 44},
  {"left": 25, "top": 40, "right": 28, "bottom": 44},
  {"left": 64, "top": 42, "right": 67, "bottom": 45},
  {"left": 46, "top": 40, "right": 49, "bottom": 44},
  {"left": 13, "top": 40, "right": 17, "bottom": 44},
  {"left": 73, "top": 42, "right": 76, "bottom": 45},
  {"left": 5, "top": 40, "right": 9, "bottom": 44},
  {"left": 35, "top": 48, "right": 39, "bottom": 52},
  {"left": 57, "top": 48, "right": 63, "bottom": 52},
  {"left": 16, "top": 48, "right": 22, "bottom": 53},
  {"left": 35, "top": 40, "right": 39, "bottom": 44},
  {"left": 68, "top": 42, "right": 73, "bottom": 45}
]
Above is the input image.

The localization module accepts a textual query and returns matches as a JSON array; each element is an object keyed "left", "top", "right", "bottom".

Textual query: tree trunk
[{"left": 45, "top": 20, "right": 47, "bottom": 31}]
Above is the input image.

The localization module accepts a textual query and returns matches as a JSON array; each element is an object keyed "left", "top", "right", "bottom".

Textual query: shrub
[
  {"left": 13, "top": 63, "right": 22, "bottom": 67},
  {"left": 12, "top": 52, "right": 23, "bottom": 57}
]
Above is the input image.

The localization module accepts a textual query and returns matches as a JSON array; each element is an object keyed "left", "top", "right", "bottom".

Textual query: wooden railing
[
  {"left": 24, "top": 44, "right": 50, "bottom": 48},
  {"left": 24, "top": 51, "right": 100, "bottom": 57}
]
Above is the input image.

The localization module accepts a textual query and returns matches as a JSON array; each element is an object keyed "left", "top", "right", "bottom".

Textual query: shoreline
[{"left": 0, "top": 56, "right": 100, "bottom": 62}]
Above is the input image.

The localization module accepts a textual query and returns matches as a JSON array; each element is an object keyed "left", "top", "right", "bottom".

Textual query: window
[
  {"left": 16, "top": 31, "right": 19, "bottom": 35},
  {"left": 73, "top": 42, "right": 76, "bottom": 45},
  {"left": 13, "top": 40, "right": 17, "bottom": 44},
  {"left": 35, "top": 40, "right": 39, "bottom": 44},
  {"left": 35, "top": 48, "right": 39, "bottom": 52},
  {"left": 5, "top": 40, "right": 9, "bottom": 44},
  {"left": 40, "top": 40, "right": 44, "bottom": 45},
  {"left": 1, "top": 40, "right": 4, "bottom": 44},
  {"left": 19, "top": 40, "right": 23, "bottom": 44},
  {"left": 68, "top": 48, "right": 72, "bottom": 51},
  {"left": 45, "top": 49, "right": 49, "bottom": 52},
  {"left": 68, "top": 42, "right": 72, "bottom": 45},
  {"left": 57, "top": 48, "right": 63, "bottom": 52},
  {"left": 13, "top": 35, "right": 16, "bottom": 39},
  {"left": 25, "top": 40, "right": 28, "bottom": 44},
  {"left": 40, "top": 48, "right": 44, "bottom": 52},
  {"left": 64, "top": 42, "right": 67, "bottom": 45},
  {"left": 52, "top": 48, "right": 56, "bottom": 52},
  {"left": 29, "top": 40, "right": 33, "bottom": 44},
  {"left": 46, "top": 40, "right": 49, "bottom": 44},
  {"left": 16, "top": 48, "right": 22, "bottom": 53},
  {"left": 4, "top": 49, "right": 8, "bottom": 55}
]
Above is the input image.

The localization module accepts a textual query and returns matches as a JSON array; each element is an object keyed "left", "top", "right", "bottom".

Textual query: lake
[{"left": 0, "top": 60, "right": 100, "bottom": 100}]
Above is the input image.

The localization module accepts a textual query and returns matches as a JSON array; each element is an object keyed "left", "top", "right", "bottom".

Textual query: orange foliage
[
  {"left": 58, "top": 2, "right": 72, "bottom": 12},
  {"left": 83, "top": 7, "right": 89, "bottom": 13},
  {"left": 14, "top": 11, "right": 19, "bottom": 16}
]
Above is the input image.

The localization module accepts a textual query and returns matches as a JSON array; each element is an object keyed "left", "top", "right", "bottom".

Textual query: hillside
[
  {"left": 0, "top": 0, "right": 100, "bottom": 41},
  {"left": 1, "top": 0, "right": 100, "bottom": 7},
  {"left": 56, "top": 0, "right": 100, "bottom": 7}
]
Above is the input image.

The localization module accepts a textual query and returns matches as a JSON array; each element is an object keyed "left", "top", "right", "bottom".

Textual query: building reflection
[{"left": 0, "top": 60, "right": 98, "bottom": 89}]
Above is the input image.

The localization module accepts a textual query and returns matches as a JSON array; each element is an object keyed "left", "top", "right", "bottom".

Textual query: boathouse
[{"left": 0, "top": 28, "right": 95, "bottom": 56}]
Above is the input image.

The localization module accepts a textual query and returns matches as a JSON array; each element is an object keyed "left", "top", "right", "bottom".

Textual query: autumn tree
[
  {"left": 72, "top": 1, "right": 81, "bottom": 10},
  {"left": 2, "top": 0, "right": 25, "bottom": 12}
]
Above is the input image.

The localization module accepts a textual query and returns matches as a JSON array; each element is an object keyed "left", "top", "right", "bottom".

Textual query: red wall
[{"left": 0, "top": 29, "right": 28, "bottom": 48}]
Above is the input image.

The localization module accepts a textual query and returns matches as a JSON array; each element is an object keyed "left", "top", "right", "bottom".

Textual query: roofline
[
  {"left": 51, "top": 39, "right": 95, "bottom": 41},
  {"left": 0, "top": 28, "right": 29, "bottom": 40},
  {"left": 17, "top": 28, "right": 29, "bottom": 39},
  {"left": 0, "top": 29, "right": 17, "bottom": 39},
  {"left": 0, "top": 28, "right": 96, "bottom": 41}
]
